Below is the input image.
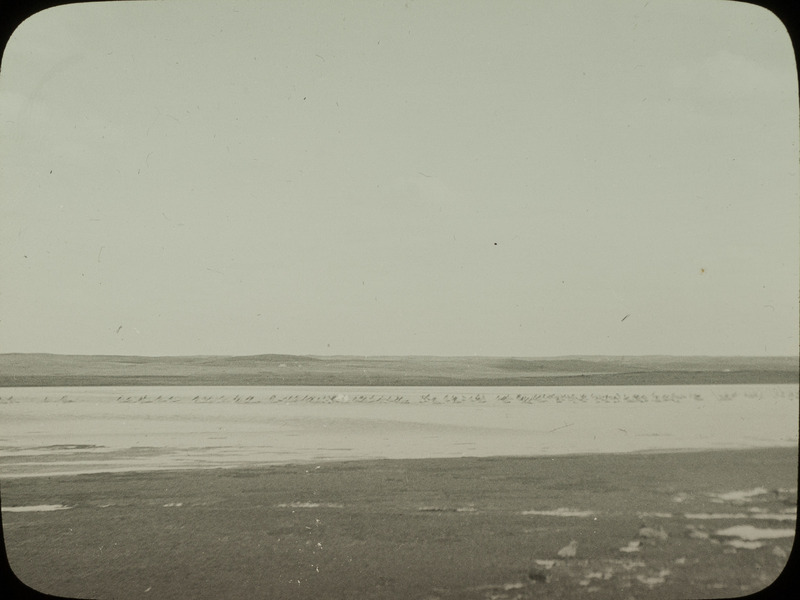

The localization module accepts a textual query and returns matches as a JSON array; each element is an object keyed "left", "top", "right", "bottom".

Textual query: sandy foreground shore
[{"left": 2, "top": 447, "right": 797, "bottom": 600}]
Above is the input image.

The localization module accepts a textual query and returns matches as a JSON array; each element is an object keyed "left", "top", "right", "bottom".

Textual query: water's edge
[{"left": 1, "top": 384, "right": 797, "bottom": 478}]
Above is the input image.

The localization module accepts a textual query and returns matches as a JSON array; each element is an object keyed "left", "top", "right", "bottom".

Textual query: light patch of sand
[
  {"left": 277, "top": 502, "right": 344, "bottom": 509},
  {"left": 502, "top": 583, "right": 525, "bottom": 590},
  {"left": 2, "top": 504, "right": 72, "bottom": 512},
  {"left": 686, "top": 512, "right": 750, "bottom": 519},
  {"left": 580, "top": 569, "right": 615, "bottom": 585},
  {"left": 714, "top": 525, "right": 795, "bottom": 540},
  {"left": 753, "top": 512, "right": 797, "bottom": 521},
  {"left": 522, "top": 508, "right": 594, "bottom": 517},
  {"left": 636, "top": 570, "right": 670, "bottom": 586},
  {"left": 418, "top": 505, "right": 478, "bottom": 513},
  {"left": 617, "top": 560, "right": 646, "bottom": 571},
  {"left": 709, "top": 487, "right": 769, "bottom": 502},
  {"left": 619, "top": 540, "right": 641, "bottom": 553},
  {"left": 685, "top": 511, "right": 795, "bottom": 521}
]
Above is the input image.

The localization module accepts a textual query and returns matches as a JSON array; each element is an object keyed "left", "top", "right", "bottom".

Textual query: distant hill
[{"left": 0, "top": 354, "right": 796, "bottom": 386}]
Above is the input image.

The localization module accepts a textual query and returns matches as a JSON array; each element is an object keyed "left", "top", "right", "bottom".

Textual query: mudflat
[{"left": 2, "top": 447, "right": 796, "bottom": 600}]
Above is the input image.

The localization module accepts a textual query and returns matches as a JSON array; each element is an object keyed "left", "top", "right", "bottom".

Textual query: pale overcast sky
[{"left": 0, "top": 0, "right": 797, "bottom": 357}]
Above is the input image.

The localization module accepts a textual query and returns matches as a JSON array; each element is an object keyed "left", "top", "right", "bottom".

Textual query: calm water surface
[{"left": 0, "top": 384, "right": 797, "bottom": 477}]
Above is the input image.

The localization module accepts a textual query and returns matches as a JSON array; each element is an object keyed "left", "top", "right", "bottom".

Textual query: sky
[{"left": 0, "top": 0, "right": 797, "bottom": 357}]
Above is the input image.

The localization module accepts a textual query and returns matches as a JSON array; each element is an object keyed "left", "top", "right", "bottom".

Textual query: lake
[{"left": 0, "top": 384, "right": 797, "bottom": 478}]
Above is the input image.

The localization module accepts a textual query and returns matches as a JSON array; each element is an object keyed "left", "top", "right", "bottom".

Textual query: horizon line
[{"left": 1, "top": 352, "right": 797, "bottom": 360}]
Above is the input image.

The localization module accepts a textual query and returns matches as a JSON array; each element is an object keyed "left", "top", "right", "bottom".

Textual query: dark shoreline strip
[
  {"left": 1, "top": 369, "right": 798, "bottom": 387},
  {"left": 2, "top": 445, "right": 796, "bottom": 481}
]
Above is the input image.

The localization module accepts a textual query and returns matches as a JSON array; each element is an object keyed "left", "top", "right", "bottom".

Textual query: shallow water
[{"left": 0, "top": 384, "right": 797, "bottom": 477}]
